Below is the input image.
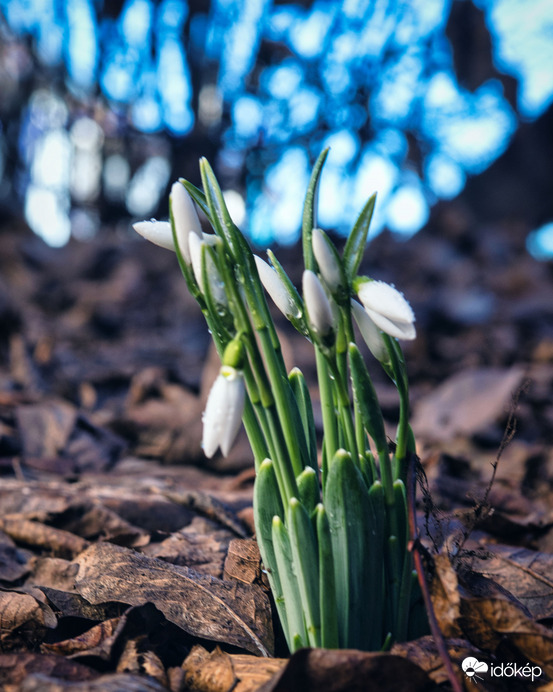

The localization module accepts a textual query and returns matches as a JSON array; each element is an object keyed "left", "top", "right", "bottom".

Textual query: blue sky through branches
[{"left": 1, "top": 0, "right": 552, "bottom": 253}]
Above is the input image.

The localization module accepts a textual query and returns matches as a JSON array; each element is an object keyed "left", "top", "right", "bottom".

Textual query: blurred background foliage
[{"left": 0, "top": 0, "right": 552, "bottom": 254}]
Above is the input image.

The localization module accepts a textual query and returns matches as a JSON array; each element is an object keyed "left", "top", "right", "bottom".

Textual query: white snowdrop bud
[
  {"left": 132, "top": 220, "right": 175, "bottom": 251},
  {"left": 351, "top": 299, "right": 389, "bottom": 362},
  {"left": 170, "top": 181, "right": 203, "bottom": 263},
  {"left": 357, "top": 280, "right": 416, "bottom": 340},
  {"left": 255, "top": 255, "right": 297, "bottom": 319},
  {"left": 302, "top": 270, "right": 335, "bottom": 338},
  {"left": 312, "top": 227, "right": 342, "bottom": 291},
  {"left": 202, "top": 366, "right": 245, "bottom": 457}
]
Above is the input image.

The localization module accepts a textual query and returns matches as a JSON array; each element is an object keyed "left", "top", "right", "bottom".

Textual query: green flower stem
[
  {"left": 395, "top": 544, "right": 414, "bottom": 643},
  {"left": 255, "top": 325, "right": 306, "bottom": 479},
  {"left": 382, "top": 334, "right": 410, "bottom": 482},
  {"left": 341, "top": 302, "right": 367, "bottom": 465},
  {"left": 327, "top": 357, "right": 358, "bottom": 465},
  {"left": 316, "top": 348, "right": 338, "bottom": 477},
  {"left": 241, "top": 396, "right": 269, "bottom": 470}
]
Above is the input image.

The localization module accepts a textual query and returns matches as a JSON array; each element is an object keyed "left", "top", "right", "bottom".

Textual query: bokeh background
[{"left": 1, "top": 0, "right": 553, "bottom": 255}]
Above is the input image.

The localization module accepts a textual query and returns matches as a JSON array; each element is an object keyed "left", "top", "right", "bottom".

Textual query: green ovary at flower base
[{"left": 132, "top": 150, "right": 429, "bottom": 653}]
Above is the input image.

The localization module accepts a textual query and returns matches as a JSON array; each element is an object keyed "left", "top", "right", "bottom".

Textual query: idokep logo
[
  {"left": 461, "top": 657, "right": 543, "bottom": 684},
  {"left": 462, "top": 657, "right": 488, "bottom": 683}
]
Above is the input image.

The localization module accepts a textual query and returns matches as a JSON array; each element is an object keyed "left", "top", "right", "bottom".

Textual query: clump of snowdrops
[{"left": 133, "top": 151, "right": 427, "bottom": 653}]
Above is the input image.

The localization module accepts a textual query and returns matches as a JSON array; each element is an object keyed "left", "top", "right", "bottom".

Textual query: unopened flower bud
[
  {"left": 255, "top": 255, "right": 297, "bottom": 319},
  {"left": 302, "top": 270, "right": 335, "bottom": 338},
  {"left": 202, "top": 366, "right": 245, "bottom": 457},
  {"left": 170, "top": 181, "right": 203, "bottom": 263},
  {"left": 132, "top": 220, "right": 174, "bottom": 251},
  {"left": 351, "top": 299, "right": 389, "bottom": 362},
  {"left": 312, "top": 227, "right": 342, "bottom": 292},
  {"left": 356, "top": 279, "right": 416, "bottom": 340}
]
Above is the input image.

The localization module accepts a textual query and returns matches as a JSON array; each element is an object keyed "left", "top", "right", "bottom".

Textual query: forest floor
[{"left": 1, "top": 203, "right": 552, "bottom": 691}]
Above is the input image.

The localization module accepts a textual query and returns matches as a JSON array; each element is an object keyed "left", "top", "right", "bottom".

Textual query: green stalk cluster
[{"left": 143, "top": 151, "right": 428, "bottom": 652}]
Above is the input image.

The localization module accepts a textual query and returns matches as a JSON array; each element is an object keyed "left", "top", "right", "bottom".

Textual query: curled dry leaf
[
  {"left": 19, "top": 671, "right": 170, "bottom": 691},
  {"left": 412, "top": 366, "right": 524, "bottom": 442},
  {"left": 0, "top": 652, "right": 98, "bottom": 690},
  {"left": 181, "top": 645, "right": 286, "bottom": 692},
  {"left": 431, "top": 553, "right": 553, "bottom": 680},
  {"left": 0, "top": 532, "right": 31, "bottom": 583},
  {"left": 458, "top": 571, "right": 553, "bottom": 680},
  {"left": 42, "top": 617, "right": 121, "bottom": 657},
  {"left": 26, "top": 557, "right": 79, "bottom": 592},
  {"left": 0, "top": 518, "right": 89, "bottom": 560},
  {"left": 468, "top": 544, "right": 553, "bottom": 620},
  {"left": 143, "top": 516, "right": 235, "bottom": 578},
  {"left": 392, "top": 636, "right": 490, "bottom": 689},
  {"left": 0, "top": 591, "right": 53, "bottom": 652},
  {"left": 223, "top": 539, "right": 265, "bottom": 587},
  {"left": 430, "top": 554, "right": 463, "bottom": 638},
  {"left": 73, "top": 542, "right": 273, "bottom": 656},
  {"left": 116, "top": 638, "right": 168, "bottom": 688},
  {"left": 257, "top": 648, "right": 434, "bottom": 692},
  {"left": 182, "top": 645, "right": 238, "bottom": 692}
]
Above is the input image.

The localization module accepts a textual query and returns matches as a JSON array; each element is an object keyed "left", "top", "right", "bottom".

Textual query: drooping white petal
[
  {"left": 302, "top": 269, "right": 335, "bottom": 337},
  {"left": 170, "top": 181, "right": 203, "bottom": 263},
  {"left": 255, "top": 255, "right": 297, "bottom": 318},
  {"left": 357, "top": 281, "right": 415, "bottom": 325},
  {"left": 364, "top": 308, "right": 416, "bottom": 340},
  {"left": 356, "top": 280, "right": 416, "bottom": 340},
  {"left": 132, "top": 220, "right": 175, "bottom": 251},
  {"left": 312, "top": 227, "right": 341, "bottom": 291},
  {"left": 219, "top": 367, "right": 245, "bottom": 456},
  {"left": 351, "top": 299, "right": 389, "bottom": 361},
  {"left": 202, "top": 366, "right": 245, "bottom": 458}
]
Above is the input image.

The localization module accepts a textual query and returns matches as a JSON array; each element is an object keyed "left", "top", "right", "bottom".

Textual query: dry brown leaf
[
  {"left": 143, "top": 516, "right": 234, "bottom": 578},
  {"left": 42, "top": 617, "right": 121, "bottom": 657},
  {"left": 430, "top": 554, "right": 463, "bottom": 638},
  {"left": 116, "top": 637, "right": 168, "bottom": 687},
  {"left": 0, "top": 652, "right": 98, "bottom": 691},
  {"left": 27, "top": 557, "right": 79, "bottom": 591},
  {"left": 73, "top": 542, "right": 273, "bottom": 656},
  {"left": 468, "top": 545, "right": 553, "bottom": 620},
  {"left": 0, "top": 531, "right": 31, "bottom": 582},
  {"left": 257, "top": 648, "right": 435, "bottom": 692},
  {"left": 181, "top": 646, "right": 286, "bottom": 692},
  {"left": 15, "top": 400, "right": 77, "bottom": 459},
  {"left": 182, "top": 645, "right": 238, "bottom": 692},
  {"left": 392, "top": 636, "right": 485, "bottom": 688},
  {"left": 19, "top": 671, "right": 169, "bottom": 691},
  {"left": 223, "top": 539, "right": 265, "bottom": 587},
  {"left": 60, "top": 503, "right": 149, "bottom": 548},
  {"left": 412, "top": 366, "right": 524, "bottom": 441},
  {"left": 0, "top": 591, "right": 52, "bottom": 652},
  {"left": 0, "top": 518, "right": 89, "bottom": 559},
  {"left": 458, "top": 579, "right": 553, "bottom": 679},
  {"left": 38, "top": 586, "right": 123, "bottom": 622}
]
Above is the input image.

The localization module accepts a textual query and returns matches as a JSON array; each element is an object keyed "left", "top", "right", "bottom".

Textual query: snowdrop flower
[
  {"left": 202, "top": 366, "right": 245, "bottom": 457},
  {"left": 132, "top": 220, "right": 175, "bottom": 251},
  {"left": 312, "top": 227, "right": 342, "bottom": 292},
  {"left": 255, "top": 255, "right": 297, "bottom": 319},
  {"left": 302, "top": 270, "right": 335, "bottom": 338},
  {"left": 189, "top": 233, "right": 227, "bottom": 306},
  {"left": 351, "top": 299, "right": 389, "bottom": 362},
  {"left": 356, "top": 279, "right": 416, "bottom": 340},
  {"left": 170, "top": 181, "right": 203, "bottom": 264}
]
